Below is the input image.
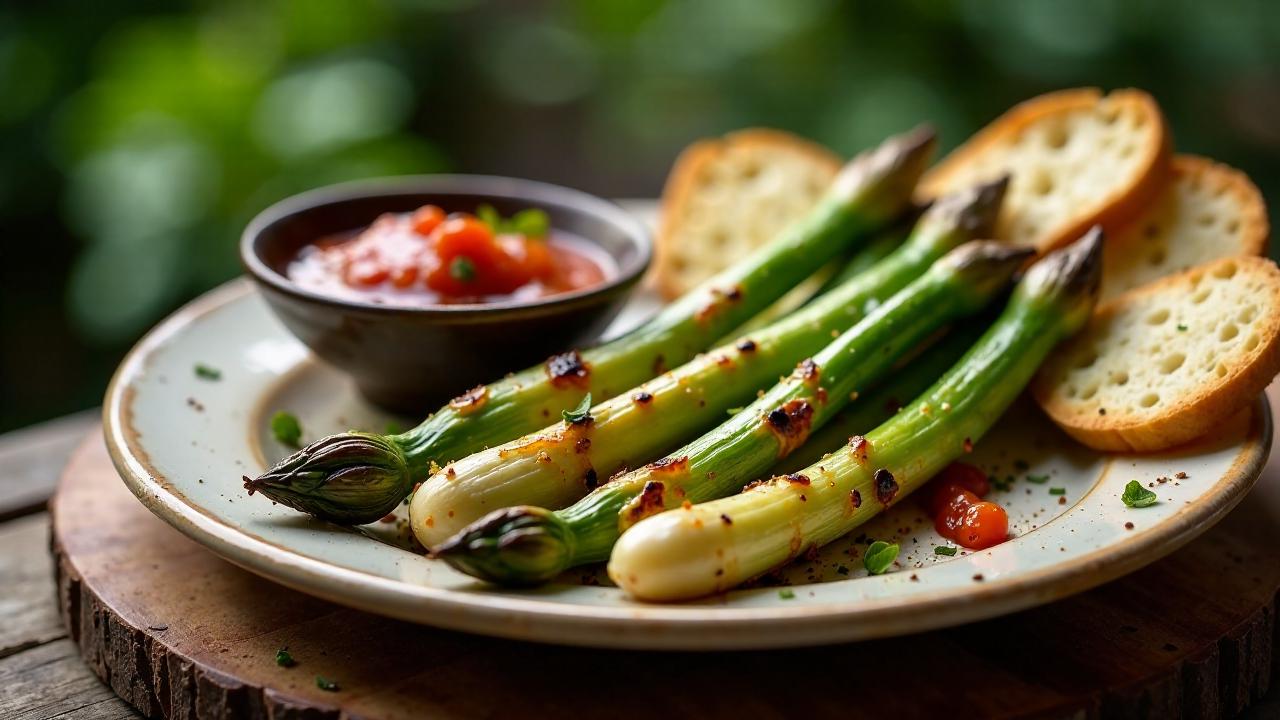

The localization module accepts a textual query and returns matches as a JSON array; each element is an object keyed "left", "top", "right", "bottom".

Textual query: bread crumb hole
[
  {"left": 1066, "top": 385, "right": 1078, "bottom": 398},
  {"left": 1197, "top": 213, "right": 1216, "bottom": 227},
  {"left": 1031, "top": 173, "right": 1054, "bottom": 196},
  {"left": 1046, "top": 125, "right": 1069, "bottom": 149},
  {"left": 1080, "top": 384, "right": 1099, "bottom": 401},
  {"left": 711, "top": 230, "right": 729, "bottom": 247},
  {"left": 1160, "top": 353, "right": 1185, "bottom": 374},
  {"left": 742, "top": 163, "right": 760, "bottom": 180},
  {"left": 1146, "top": 308, "right": 1169, "bottom": 325},
  {"left": 1139, "top": 393, "right": 1159, "bottom": 408},
  {"left": 1147, "top": 248, "right": 1167, "bottom": 266},
  {"left": 1075, "top": 351, "right": 1099, "bottom": 369},
  {"left": 1212, "top": 261, "right": 1237, "bottom": 279},
  {"left": 1143, "top": 224, "right": 1160, "bottom": 238},
  {"left": 1215, "top": 363, "right": 1228, "bottom": 378},
  {"left": 1226, "top": 220, "right": 1240, "bottom": 234},
  {"left": 1111, "top": 371, "right": 1129, "bottom": 386},
  {"left": 1238, "top": 306, "right": 1257, "bottom": 323},
  {"left": 1118, "top": 144, "right": 1135, "bottom": 159},
  {"left": 1245, "top": 333, "right": 1260, "bottom": 352},
  {"left": 1100, "top": 107, "right": 1121, "bottom": 125},
  {"left": 1192, "top": 288, "right": 1211, "bottom": 304},
  {"left": 1219, "top": 323, "right": 1239, "bottom": 341}
]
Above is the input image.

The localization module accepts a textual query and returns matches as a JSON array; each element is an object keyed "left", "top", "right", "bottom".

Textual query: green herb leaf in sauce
[
  {"left": 510, "top": 208, "right": 550, "bottom": 238},
  {"left": 475, "top": 204, "right": 550, "bottom": 239},
  {"left": 863, "top": 540, "right": 899, "bottom": 575},
  {"left": 275, "top": 648, "right": 295, "bottom": 667},
  {"left": 271, "top": 411, "right": 303, "bottom": 448},
  {"left": 1121, "top": 480, "right": 1158, "bottom": 508},
  {"left": 315, "top": 675, "right": 340, "bottom": 692},
  {"left": 562, "top": 393, "right": 593, "bottom": 424},
  {"left": 1026, "top": 473, "right": 1050, "bottom": 484},
  {"left": 1177, "top": 324, "right": 1188, "bottom": 331},
  {"left": 934, "top": 545, "right": 957, "bottom": 556},
  {"left": 450, "top": 256, "right": 477, "bottom": 282},
  {"left": 476, "top": 203, "right": 503, "bottom": 232},
  {"left": 194, "top": 363, "right": 222, "bottom": 381},
  {"left": 778, "top": 588, "right": 796, "bottom": 600},
  {"left": 1049, "top": 487, "right": 1066, "bottom": 495}
]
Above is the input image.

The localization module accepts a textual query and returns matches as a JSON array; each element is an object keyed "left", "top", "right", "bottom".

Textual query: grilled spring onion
[
  {"left": 433, "top": 241, "right": 1033, "bottom": 584},
  {"left": 770, "top": 323, "right": 985, "bottom": 476},
  {"left": 243, "top": 128, "right": 937, "bottom": 525},
  {"left": 608, "top": 228, "right": 1103, "bottom": 601},
  {"left": 404, "top": 179, "right": 1003, "bottom": 543},
  {"left": 409, "top": 180, "right": 1007, "bottom": 546}
]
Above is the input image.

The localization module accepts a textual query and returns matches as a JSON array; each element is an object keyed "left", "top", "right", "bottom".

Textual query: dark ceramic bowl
[{"left": 242, "top": 175, "right": 651, "bottom": 414}]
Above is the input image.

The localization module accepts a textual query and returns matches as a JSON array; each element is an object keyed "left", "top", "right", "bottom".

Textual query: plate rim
[{"left": 103, "top": 279, "right": 1274, "bottom": 649}]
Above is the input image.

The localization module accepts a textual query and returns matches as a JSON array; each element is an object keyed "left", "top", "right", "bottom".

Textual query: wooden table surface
[{"left": 2, "top": 397, "right": 1279, "bottom": 719}]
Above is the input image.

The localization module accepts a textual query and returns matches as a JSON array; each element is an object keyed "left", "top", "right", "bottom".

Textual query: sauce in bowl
[{"left": 288, "top": 204, "right": 616, "bottom": 307}]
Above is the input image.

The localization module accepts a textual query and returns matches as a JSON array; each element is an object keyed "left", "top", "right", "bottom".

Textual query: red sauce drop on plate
[
  {"left": 288, "top": 204, "right": 614, "bottom": 307},
  {"left": 927, "top": 462, "right": 1009, "bottom": 550}
]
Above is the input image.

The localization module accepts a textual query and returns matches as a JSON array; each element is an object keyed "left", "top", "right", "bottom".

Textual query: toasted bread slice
[
  {"left": 1101, "top": 155, "right": 1269, "bottom": 300},
  {"left": 1033, "top": 256, "right": 1280, "bottom": 452},
  {"left": 655, "top": 129, "right": 841, "bottom": 298},
  {"left": 919, "top": 88, "right": 1171, "bottom": 254}
]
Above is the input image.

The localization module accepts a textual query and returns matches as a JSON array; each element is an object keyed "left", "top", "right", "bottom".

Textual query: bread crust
[
  {"left": 655, "top": 129, "right": 842, "bottom": 299},
  {"left": 1033, "top": 256, "right": 1280, "bottom": 452},
  {"left": 920, "top": 88, "right": 1173, "bottom": 254}
]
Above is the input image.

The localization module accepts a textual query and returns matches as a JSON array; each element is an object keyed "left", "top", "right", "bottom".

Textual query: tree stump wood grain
[{"left": 50, "top": 432, "right": 1279, "bottom": 719}]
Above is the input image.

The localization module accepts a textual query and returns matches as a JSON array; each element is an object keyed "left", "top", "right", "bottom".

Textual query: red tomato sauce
[
  {"left": 287, "top": 204, "right": 614, "bottom": 306},
  {"left": 926, "top": 462, "right": 1009, "bottom": 550}
]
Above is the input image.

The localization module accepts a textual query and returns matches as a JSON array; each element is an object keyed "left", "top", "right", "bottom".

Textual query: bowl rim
[{"left": 240, "top": 174, "right": 652, "bottom": 318}]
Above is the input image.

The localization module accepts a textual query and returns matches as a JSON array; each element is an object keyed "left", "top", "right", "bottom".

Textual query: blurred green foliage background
[{"left": 2, "top": 0, "right": 1278, "bottom": 431}]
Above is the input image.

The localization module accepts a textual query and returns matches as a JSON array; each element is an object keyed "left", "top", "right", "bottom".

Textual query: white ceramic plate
[{"left": 105, "top": 231, "right": 1271, "bottom": 651}]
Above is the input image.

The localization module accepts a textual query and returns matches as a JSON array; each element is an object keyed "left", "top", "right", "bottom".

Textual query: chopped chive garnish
[
  {"left": 778, "top": 588, "right": 796, "bottom": 599},
  {"left": 449, "top": 256, "right": 476, "bottom": 282},
  {"left": 561, "top": 393, "right": 593, "bottom": 424},
  {"left": 1049, "top": 487, "right": 1066, "bottom": 495},
  {"left": 934, "top": 545, "right": 958, "bottom": 556},
  {"left": 271, "top": 411, "right": 302, "bottom": 448},
  {"left": 315, "top": 675, "right": 339, "bottom": 692},
  {"left": 1176, "top": 324, "right": 1188, "bottom": 331},
  {"left": 1026, "top": 474, "right": 1050, "bottom": 484},
  {"left": 194, "top": 363, "right": 221, "bottom": 381},
  {"left": 1121, "top": 480, "right": 1158, "bottom": 508},
  {"left": 275, "top": 648, "right": 295, "bottom": 667},
  {"left": 863, "top": 540, "right": 899, "bottom": 575}
]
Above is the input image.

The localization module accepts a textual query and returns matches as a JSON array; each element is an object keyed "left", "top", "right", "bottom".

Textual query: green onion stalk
[
  {"left": 244, "top": 128, "right": 937, "bottom": 524},
  {"left": 410, "top": 180, "right": 1007, "bottom": 545},
  {"left": 769, "top": 323, "right": 986, "bottom": 477},
  {"left": 433, "top": 240, "right": 1034, "bottom": 584},
  {"left": 608, "top": 228, "right": 1103, "bottom": 601}
]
